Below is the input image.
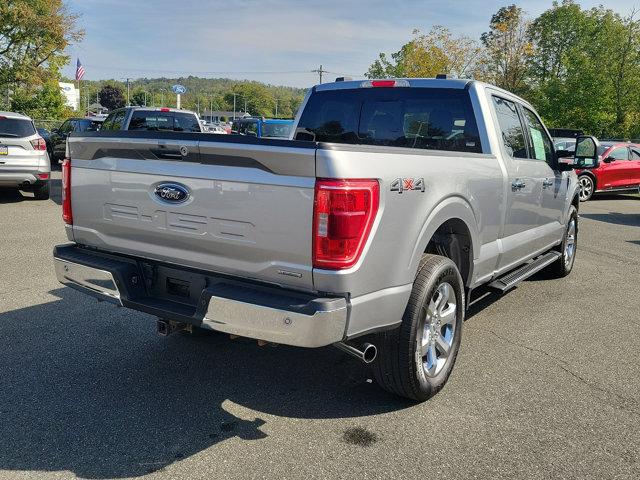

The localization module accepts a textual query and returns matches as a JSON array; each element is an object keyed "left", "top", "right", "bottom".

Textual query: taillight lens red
[
  {"left": 313, "top": 179, "right": 379, "bottom": 270},
  {"left": 62, "top": 159, "right": 72, "bottom": 225},
  {"left": 30, "top": 137, "right": 47, "bottom": 151}
]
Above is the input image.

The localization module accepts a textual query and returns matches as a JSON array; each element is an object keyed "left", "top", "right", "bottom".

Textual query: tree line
[
  {"left": 366, "top": 1, "right": 640, "bottom": 139},
  {"left": 78, "top": 78, "right": 306, "bottom": 119}
]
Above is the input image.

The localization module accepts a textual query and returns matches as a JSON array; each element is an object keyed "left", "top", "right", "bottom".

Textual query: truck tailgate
[{"left": 68, "top": 133, "right": 317, "bottom": 291}]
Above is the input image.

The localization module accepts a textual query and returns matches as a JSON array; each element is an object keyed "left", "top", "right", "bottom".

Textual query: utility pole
[
  {"left": 244, "top": 98, "right": 247, "bottom": 116},
  {"left": 232, "top": 93, "right": 239, "bottom": 120},
  {"left": 125, "top": 78, "right": 131, "bottom": 106},
  {"left": 312, "top": 65, "right": 326, "bottom": 84},
  {"left": 275, "top": 98, "right": 278, "bottom": 117}
]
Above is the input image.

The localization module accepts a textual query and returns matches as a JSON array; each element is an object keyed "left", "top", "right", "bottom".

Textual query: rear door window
[
  {"left": 522, "top": 107, "right": 554, "bottom": 164},
  {"left": 492, "top": 96, "right": 527, "bottom": 159},
  {"left": 0, "top": 117, "right": 36, "bottom": 138},
  {"left": 295, "top": 87, "right": 482, "bottom": 153}
]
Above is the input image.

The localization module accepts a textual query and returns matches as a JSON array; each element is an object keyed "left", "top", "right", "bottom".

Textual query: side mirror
[
  {"left": 573, "top": 135, "right": 599, "bottom": 168},
  {"left": 602, "top": 156, "right": 615, "bottom": 164}
]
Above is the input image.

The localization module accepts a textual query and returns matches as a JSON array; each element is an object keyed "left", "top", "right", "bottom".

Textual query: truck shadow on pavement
[
  {"left": 0, "top": 288, "right": 410, "bottom": 479},
  {"left": 580, "top": 212, "right": 640, "bottom": 228}
]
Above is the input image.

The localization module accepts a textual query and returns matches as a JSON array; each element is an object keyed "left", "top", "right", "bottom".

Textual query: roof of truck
[{"left": 315, "top": 78, "right": 472, "bottom": 92}]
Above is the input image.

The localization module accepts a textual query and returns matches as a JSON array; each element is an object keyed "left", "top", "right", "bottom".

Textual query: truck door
[
  {"left": 521, "top": 106, "right": 567, "bottom": 249},
  {"left": 490, "top": 95, "right": 546, "bottom": 272}
]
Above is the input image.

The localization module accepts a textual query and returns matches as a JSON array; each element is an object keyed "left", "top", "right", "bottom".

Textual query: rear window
[
  {"left": 128, "top": 111, "right": 201, "bottom": 132},
  {"left": 262, "top": 122, "right": 293, "bottom": 138},
  {"left": 76, "top": 119, "right": 102, "bottom": 132},
  {"left": 0, "top": 117, "right": 36, "bottom": 138},
  {"left": 294, "top": 87, "right": 482, "bottom": 153}
]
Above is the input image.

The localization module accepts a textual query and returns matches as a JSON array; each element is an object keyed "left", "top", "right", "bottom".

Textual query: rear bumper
[
  {"left": 0, "top": 166, "right": 50, "bottom": 187},
  {"left": 53, "top": 244, "right": 348, "bottom": 348}
]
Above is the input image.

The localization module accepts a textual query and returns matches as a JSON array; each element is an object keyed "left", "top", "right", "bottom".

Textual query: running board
[{"left": 488, "top": 251, "right": 561, "bottom": 292}]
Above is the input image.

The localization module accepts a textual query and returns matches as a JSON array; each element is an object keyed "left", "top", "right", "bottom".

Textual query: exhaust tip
[{"left": 362, "top": 343, "right": 377, "bottom": 363}]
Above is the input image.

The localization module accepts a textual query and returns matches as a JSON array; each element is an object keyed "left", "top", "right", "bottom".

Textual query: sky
[{"left": 62, "top": 0, "right": 639, "bottom": 88}]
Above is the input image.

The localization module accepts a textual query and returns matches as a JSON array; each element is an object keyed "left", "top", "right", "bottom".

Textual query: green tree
[
  {"left": 0, "top": 0, "right": 83, "bottom": 109},
  {"left": 366, "top": 27, "right": 483, "bottom": 79},
  {"left": 224, "top": 83, "right": 275, "bottom": 117},
  {"left": 99, "top": 84, "right": 125, "bottom": 111},
  {"left": 481, "top": 5, "right": 533, "bottom": 93},
  {"left": 10, "top": 81, "right": 70, "bottom": 119}
]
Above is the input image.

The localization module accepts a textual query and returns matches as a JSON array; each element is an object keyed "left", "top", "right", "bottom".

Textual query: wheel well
[
  {"left": 572, "top": 191, "right": 580, "bottom": 211},
  {"left": 578, "top": 171, "right": 597, "bottom": 189},
  {"left": 424, "top": 218, "right": 473, "bottom": 286}
]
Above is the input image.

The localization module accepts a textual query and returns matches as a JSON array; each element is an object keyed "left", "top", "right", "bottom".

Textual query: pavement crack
[{"left": 486, "top": 329, "right": 640, "bottom": 417}]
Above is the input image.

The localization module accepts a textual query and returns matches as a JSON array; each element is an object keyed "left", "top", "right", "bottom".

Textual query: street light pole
[
  {"left": 232, "top": 93, "right": 238, "bottom": 120},
  {"left": 125, "top": 78, "right": 131, "bottom": 106}
]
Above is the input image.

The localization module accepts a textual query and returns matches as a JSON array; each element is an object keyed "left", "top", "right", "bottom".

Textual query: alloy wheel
[{"left": 419, "top": 282, "right": 457, "bottom": 377}]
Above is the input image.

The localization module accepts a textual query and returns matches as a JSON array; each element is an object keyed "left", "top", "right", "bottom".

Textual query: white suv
[{"left": 0, "top": 112, "right": 51, "bottom": 200}]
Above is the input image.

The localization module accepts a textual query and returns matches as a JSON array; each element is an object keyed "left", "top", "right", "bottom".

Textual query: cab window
[
  {"left": 492, "top": 96, "right": 527, "bottom": 158},
  {"left": 102, "top": 111, "right": 126, "bottom": 131},
  {"left": 522, "top": 107, "right": 554, "bottom": 163}
]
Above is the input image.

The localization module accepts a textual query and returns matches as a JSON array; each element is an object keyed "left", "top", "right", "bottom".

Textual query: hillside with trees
[{"left": 71, "top": 77, "right": 307, "bottom": 119}]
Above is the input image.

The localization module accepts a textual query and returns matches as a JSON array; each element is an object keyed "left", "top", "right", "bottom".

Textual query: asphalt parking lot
[{"left": 0, "top": 172, "right": 638, "bottom": 480}]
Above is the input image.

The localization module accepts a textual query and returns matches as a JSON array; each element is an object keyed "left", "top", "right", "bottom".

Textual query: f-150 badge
[{"left": 390, "top": 177, "right": 425, "bottom": 194}]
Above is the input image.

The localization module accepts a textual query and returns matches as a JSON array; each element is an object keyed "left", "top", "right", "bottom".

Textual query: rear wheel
[
  {"left": 33, "top": 181, "right": 50, "bottom": 200},
  {"left": 373, "top": 254, "right": 464, "bottom": 401},
  {"left": 578, "top": 175, "right": 595, "bottom": 202}
]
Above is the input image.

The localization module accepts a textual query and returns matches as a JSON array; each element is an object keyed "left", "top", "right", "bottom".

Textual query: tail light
[
  {"left": 313, "top": 179, "right": 379, "bottom": 270},
  {"left": 30, "top": 137, "right": 47, "bottom": 151},
  {"left": 62, "top": 159, "right": 72, "bottom": 225}
]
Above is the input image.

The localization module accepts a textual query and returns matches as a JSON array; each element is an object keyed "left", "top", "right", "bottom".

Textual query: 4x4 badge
[{"left": 390, "top": 177, "right": 425, "bottom": 194}]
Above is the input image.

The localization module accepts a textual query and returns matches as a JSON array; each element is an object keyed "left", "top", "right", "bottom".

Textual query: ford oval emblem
[{"left": 154, "top": 183, "right": 190, "bottom": 203}]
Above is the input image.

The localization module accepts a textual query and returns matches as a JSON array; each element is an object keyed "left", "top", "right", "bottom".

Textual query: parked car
[
  {"left": 0, "top": 111, "right": 51, "bottom": 199},
  {"left": 53, "top": 77, "right": 590, "bottom": 401},
  {"left": 36, "top": 127, "right": 54, "bottom": 159},
  {"left": 575, "top": 141, "right": 640, "bottom": 201},
  {"left": 100, "top": 107, "right": 204, "bottom": 133},
  {"left": 208, "top": 124, "right": 227, "bottom": 134},
  {"left": 232, "top": 117, "right": 294, "bottom": 138},
  {"left": 50, "top": 117, "right": 105, "bottom": 162}
]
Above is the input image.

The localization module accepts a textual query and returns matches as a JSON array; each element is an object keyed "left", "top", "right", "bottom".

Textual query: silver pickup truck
[{"left": 53, "top": 78, "right": 598, "bottom": 401}]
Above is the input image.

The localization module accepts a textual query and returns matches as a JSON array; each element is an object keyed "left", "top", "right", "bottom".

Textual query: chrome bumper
[
  {"left": 54, "top": 258, "right": 121, "bottom": 303},
  {"left": 202, "top": 295, "right": 347, "bottom": 348},
  {"left": 53, "top": 246, "right": 348, "bottom": 348}
]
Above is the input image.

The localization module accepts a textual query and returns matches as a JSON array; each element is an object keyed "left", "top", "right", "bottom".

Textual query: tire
[
  {"left": 33, "top": 181, "right": 50, "bottom": 200},
  {"left": 372, "top": 254, "right": 465, "bottom": 401},
  {"left": 549, "top": 205, "right": 578, "bottom": 278},
  {"left": 578, "top": 174, "right": 595, "bottom": 202}
]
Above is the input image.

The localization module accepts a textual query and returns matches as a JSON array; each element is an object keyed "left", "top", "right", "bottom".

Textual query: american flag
[{"left": 75, "top": 58, "right": 85, "bottom": 81}]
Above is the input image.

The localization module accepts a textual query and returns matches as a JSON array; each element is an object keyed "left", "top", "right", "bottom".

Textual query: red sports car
[{"left": 576, "top": 142, "right": 640, "bottom": 201}]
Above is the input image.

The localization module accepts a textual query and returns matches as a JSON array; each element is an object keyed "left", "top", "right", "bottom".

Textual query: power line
[{"left": 79, "top": 63, "right": 358, "bottom": 80}]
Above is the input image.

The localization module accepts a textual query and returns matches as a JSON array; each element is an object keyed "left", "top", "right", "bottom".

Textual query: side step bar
[{"left": 489, "top": 251, "right": 561, "bottom": 292}]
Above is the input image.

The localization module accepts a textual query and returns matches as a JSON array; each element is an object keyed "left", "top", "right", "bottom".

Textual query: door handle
[
  {"left": 511, "top": 179, "right": 526, "bottom": 190},
  {"left": 542, "top": 178, "right": 554, "bottom": 188}
]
